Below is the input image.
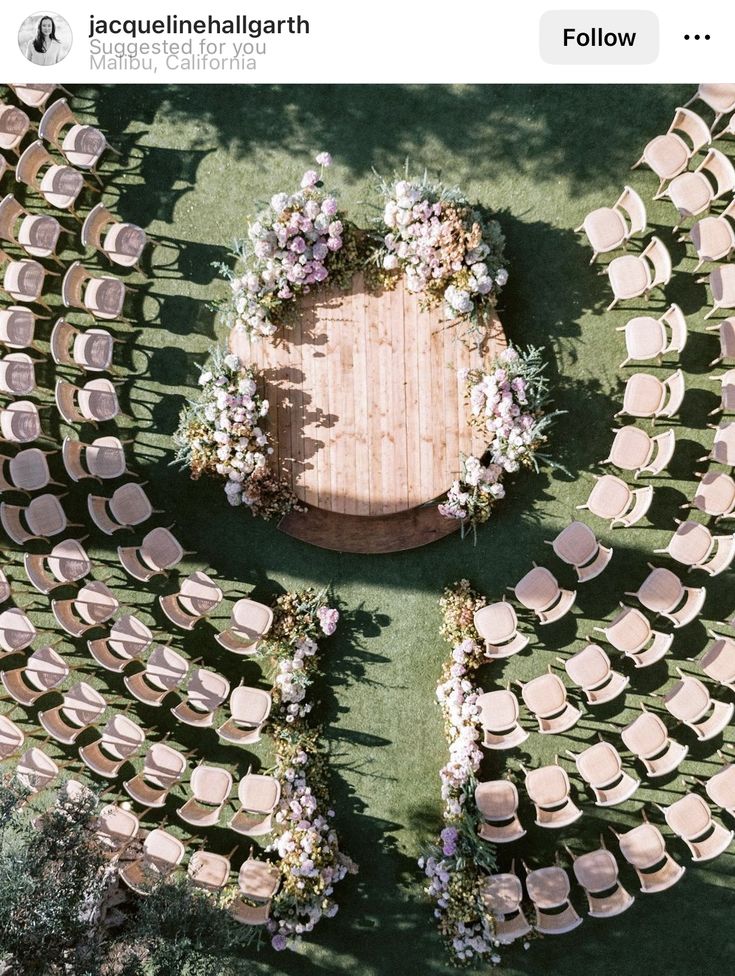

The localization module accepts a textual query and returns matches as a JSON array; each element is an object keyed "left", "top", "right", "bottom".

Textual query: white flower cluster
[
  {"left": 269, "top": 749, "right": 352, "bottom": 942},
  {"left": 193, "top": 353, "right": 273, "bottom": 509},
  {"left": 421, "top": 854, "right": 497, "bottom": 964},
  {"left": 380, "top": 178, "right": 507, "bottom": 323},
  {"left": 227, "top": 153, "right": 343, "bottom": 339},
  {"left": 435, "top": 638, "right": 484, "bottom": 817},
  {"left": 467, "top": 347, "right": 539, "bottom": 473},
  {"left": 274, "top": 636, "right": 318, "bottom": 722}
]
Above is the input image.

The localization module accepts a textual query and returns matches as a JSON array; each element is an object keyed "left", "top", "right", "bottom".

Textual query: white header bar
[{"left": 0, "top": 0, "right": 730, "bottom": 83}]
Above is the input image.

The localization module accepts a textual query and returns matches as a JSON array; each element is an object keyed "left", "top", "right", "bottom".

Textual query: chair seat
[
  {"left": 668, "top": 171, "right": 712, "bottom": 217},
  {"left": 608, "top": 255, "right": 651, "bottom": 300},
  {"left": 40, "top": 165, "right": 83, "bottom": 209},
  {"left": 644, "top": 133, "right": 689, "bottom": 180},
  {"left": 625, "top": 317, "right": 666, "bottom": 360},
  {"left": 583, "top": 207, "right": 627, "bottom": 252},
  {"left": 63, "top": 124, "right": 106, "bottom": 168}
]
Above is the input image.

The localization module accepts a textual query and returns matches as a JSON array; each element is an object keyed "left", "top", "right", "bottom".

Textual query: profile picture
[{"left": 18, "top": 11, "right": 72, "bottom": 66}]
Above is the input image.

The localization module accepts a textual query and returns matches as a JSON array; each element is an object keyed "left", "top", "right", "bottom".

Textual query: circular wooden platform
[{"left": 231, "top": 274, "right": 506, "bottom": 551}]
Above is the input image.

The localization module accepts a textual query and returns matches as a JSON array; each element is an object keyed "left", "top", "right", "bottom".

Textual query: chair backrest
[
  {"left": 15, "top": 140, "right": 52, "bottom": 190},
  {"left": 0, "top": 195, "right": 24, "bottom": 243},
  {"left": 39, "top": 97, "right": 75, "bottom": 147},
  {"left": 661, "top": 304, "right": 687, "bottom": 352},
  {"left": 642, "top": 237, "right": 672, "bottom": 289},
  {"left": 699, "top": 147, "right": 735, "bottom": 199},
  {"left": 670, "top": 107, "right": 711, "bottom": 153},
  {"left": 61, "top": 261, "right": 90, "bottom": 311},
  {"left": 49, "top": 318, "right": 77, "bottom": 366},
  {"left": 661, "top": 369, "right": 686, "bottom": 418},
  {"left": 81, "top": 202, "right": 115, "bottom": 251},
  {"left": 616, "top": 185, "right": 647, "bottom": 237}
]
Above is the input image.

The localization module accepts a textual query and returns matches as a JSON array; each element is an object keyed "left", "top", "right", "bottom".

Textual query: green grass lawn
[{"left": 5, "top": 83, "right": 735, "bottom": 976}]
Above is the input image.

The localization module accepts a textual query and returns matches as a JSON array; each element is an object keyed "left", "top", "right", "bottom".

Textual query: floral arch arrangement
[{"left": 175, "top": 154, "right": 560, "bottom": 533}]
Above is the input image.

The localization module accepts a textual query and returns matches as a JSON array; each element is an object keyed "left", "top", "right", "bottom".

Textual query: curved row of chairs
[
  {"left": 1, "top": 82, "right": 289, "bottom": 923},
  {"left": 469, "top": 82, "right": 735, "bottom": 942}
]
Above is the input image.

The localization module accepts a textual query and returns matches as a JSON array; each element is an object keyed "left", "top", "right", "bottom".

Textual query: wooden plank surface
[{"left": 231, "top": 274, "right": 506, "bottom": 517}]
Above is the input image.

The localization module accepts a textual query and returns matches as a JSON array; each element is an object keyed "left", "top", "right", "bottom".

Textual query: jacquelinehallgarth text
[{"left": 89, "top": 14, "right": 309, "bottom": 39}]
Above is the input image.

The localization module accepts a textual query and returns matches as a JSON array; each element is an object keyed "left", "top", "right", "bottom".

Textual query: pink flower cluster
[
  {"left": 274, "top": 636, "right": 317, "bottom": 722},
  {"left": 228, "top": 153, "right": 344, "bottom": 338},
  {"left": 435, "top": 638, "right": 484, "bottom": 817},
  {"left": 317, "top": 605, "right": 339, "bottom": 636}
]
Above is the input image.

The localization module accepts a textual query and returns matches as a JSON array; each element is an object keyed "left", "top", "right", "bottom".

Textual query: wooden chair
[
  {"left": 177, "top": 764, "right": 233, "bottom": 828},
  {"left": 229, "top": 773, "right": 281, "bottom": 837},
  {"left": 618, "top": 304, "right": 687, "bottom": 368},
  {"left": 546, "top": 520, "right": 612, "bottom": 582},
  {"left": 62, "top": 261, "right": 127, "bottom": 321},
  {"left": 633, "top": 106, "right": 711, "bottom": 195},
  {"left": 576, "top": 185, "right": 646, "bottom": 263},
  {"left": 567, "top": 843, "right": 634, "bottom": 918},
  {"left": 62, "top": 435, "right": 129, "bottom": 481},
  {"left": 664, "top": 148, "right": 735, "bottom": 231},
  {"left": 50, "top": 318, "right": 115, "bottom": 372},
  {"left": 0, "top": 400, "right": 41, "bottom": 444},
  {"left": 16, "top": 140, "right": 86, "bottom": 214},
  {"left": 88, "top": 613, "right": 153, "bottom": 672},
  {"left": 39, "top": 681, "right": 106, "bottom": 744},
  {"left": 625, "top": 565, "right": 706, "bottom": 628},
  {"left": 170, "top": 667, "right": 230, "bottom": 728},
  {"left": 79, "top": 713, "right": 145, "bottom": 778},
  {"left": 704, "top": 265, "right": 735, "bottom": 320},
  {"left": 1, "top": 644, "right": 69, "bottom": 706},
  {"left": 160, "top": 570, "right": 224, "bottom": 630},
  {"left": 476, "top": 689, "right": 528, "bottom": 750},
  {"left": 654, "top": 520, "right": 735, "bottom": 575},
  {"left": 217, "top": 685, "right": 272, "bottom": 745},
  {"left": 606, "top": 237, "right": 671, "bottom": 311},
  {"left": 570, "top": 741, "right": 639, "bottom": 806},
  {"left": 617, "top": 370, "right": 686, "bottom": 420},
  {"left": 479, "top": 869, "right": 532, "bottom": 945},
  {"left": 594, "top": 604, "right": 672, "bottom": 668},
  {"left": 119, "top": 829, "right": 185, "bottom": 895},
  {"left": 663, "top": 669, "right": 734, "bottom": 741},
  {"left": 657, "top": 793, "right": 733, "bottom": 861},
  {"left": 0, "top": 606, "right": 36, "bottom": 654},
  {"left": 124, "top": 644, "right": 188, "bottom": 707},
  {"left": 519, "top": 670, "right": 581, "bottom": 734},
  {"left": 82, "top": 202, "right": 148, "bottom": 270},
  {"left": 523, "top": 761, "right": 582, "bottom": 829},
  {"left": 55, "top": 377, "right": 120, "bottom": 424},
  {"left": 0, "top": 352, "right": 36, "bottom": 395},
  {"left": 612, "top": 819, "right": 685, "bottom": 893},
  {"left": 563, "top": 643, "right": 629, "bottom": 706},
  {"left": 0, "top": 104, "right": 31, "bottom": 155},
  {"left": 123, "top": 741, "right": 187, "bottom": 807},
  {"left": 0, "top": 306, "right": 44, "bottom": 351},
  {"left": 215, "top": 597, "right": 274, "bottom": 654},
  {"left": 513, "top": 565, "right": 576, "bottom": 624},
  {"left": 685, "top": 84, "right": 735, "bottom": 131},
  {"left": 604, "top": 425, "right": 676, "bottom": 478},
  {"left": 24, "top": 538, "right": 90, "bottom": 594},
  {"left": 524, "top": 864, "right": 583, "bottom": 935},
  {"left": 118, "top": 527, "right": 187, "bottom": 582},
  {"left": 621, "top": 707, "right": 688, "bottom": 778},
  {"left": 474, "top": 779, "right": 526, "bottom": 842},
  {"left": 15, "top": 747, "right": 59, "bottom": 794},
  {"left": 39, "top": 98, "right": 118, "bottom": 183},
  {"left": 577, "top": 475, "right": 653, "bottom": 530}
]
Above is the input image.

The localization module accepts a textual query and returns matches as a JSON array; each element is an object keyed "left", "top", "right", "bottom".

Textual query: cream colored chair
[
  {"left": 62, "top": 261, "right": 127, "bottom": 321},
  {"left": 698, "top": 632, "right": 735, "bottom": 691},
  {"left": 479, "top": 870, "right": 532, "bottom": 945},
  {"left": 82, "top": 202, "right": 148, "bottom": 270},
  {"left": 700, "top": 421, "right": 735, "bottom": 467},
  {"left": 687, "top": 471, "right": 735, "bottom": 519},
  {"left": 625, "top": 565, "right": 706, "bottom": 628},
  {"left": 124, "top": 644, "right": 189, "bottom": 707},
  {"left": 523, "top": 761, "right": 582, "bottom": 829},
  {"left": 15, "top": 747, "right": 58, "bottom": 794},
  {"left": 62, "top": 435, "right": 129, "bottom": 481},
  {"left": 513, "top": 564, "right": 576, "bottom": 624},
  {"left": 160, "top": 570, "right": 224, "bottom": 631},
  {"left": 88, "top": 613, "right": 153, "bottom": 672},
  {"left": 633, "top": 106, "right": 710, "bottom": 195},
  {"left": 24, "top": 539, "right": 90, "bottom": 594},
  {"left": 685, "top": 84, "right": 735, "bottom": 130},
  {"left": 0, "top": 103, "right": 30, "bottom": 155},
  {"left": 524, "top": 865, "right": 583, "bottom": 935},
  {"left": 215, "top": 597, "right": 274, "bottom": 654},
  {"left": 119, "top": 828, "right": 185, "bottom": 895},
  {"left": 707, "top": 316, "right": 735, "bottom": 368},
  {"left": 664, "top": 148, "right": 735, "bottom": 231},
  {"left": 123, "top": 741, "right": 187, "bottom": 807},
  {"left": 187, "top": 850, "right": 233, "bottom": 893},
  {"left": 657, "top": 793, "right": 733, "bottom": 861},
  {"left": 38, "top": 681, "right": 106, "bottom": 745},
  {"left": 577, "top": 475, "right": 653, "bottom": 530},
  {"left": 0, "top": 352, "right": 36, "bottom": 395},
  {"left": 686, "top": 198, "right": 735, "bottom": 271},
  {"left": 79, "top": 713, "right": 145, "bottom": 778},
  {"left": 52, "top": 580, "right": 118, "bottom": 638},
  {"left": 118, "top": 527, "right": 187, "bottom": 582},
  {"left": 178, "top": 764, "right": 233, "bottom": 828},
  {"left": 476, "top": 689, "right": 528, "bottom": 750},
  {"left": 621, "top": 708, "right": 688, "bottom": 778},
  {"left": 170, "top": 667, "right": 230, "bottom": 728},
  {"left": 0, "top": 714, "right": 24, "bottom": 760},
  {"left": 0, "top": 607, "right": 36, "bottom": 654},
  {"left": 0, "top": 306, "right": 44, "bottom": 350},
  {"left": 0, "top": 193, "right": 63, "bottom": 262},
  {"left": 0, "top": 400, "right": 41, "bottom": 444},
  {"left": 604, "top": 426, "right": 676, "bottom": 478},
  {"left": 570, "top": 741, "right": 639, "bottom": 806},
  {"left": 230, "top": 772, "right": 281, "bottom": 837},
  {"left": 563, "top": 643, "right": 629, "bottom": 706},
  {"left": 1, "top": 493, "right": 72, "bottom": 545},
  {"left": 474, "top": 780, "right": 526, "bottom": 843},
  {"left": 16, "top": 140, "right": 86, "bottom": 214},
  {"left": 546, "top": 520, "right": 613, "bottom": 582},
  {"left": 618, "top": 304, "right": 687, "bottom": 367},
  {"left": 663, "top": 669, "right": 734, "bottom": 741},
  {"left": 606, "top": 236, "right": 671, "bottom": 311},
  {"left": 520, "top": 670, "right": 581, "bottom": 734},
  {"left": 217, "top": 685, "right": 272, "bottom": 746},
  {"left": 594, "top": 604, "right": 672, "bottom": 668},
  {"left": 55, "top": 377, "right": 120, "bottom": 425},
  {"left": 618, "top": 370, "right": 685, "bottom": 419},
  {"left": 95, "top": 804, "right": 139, "bottom": 853},
  {"left": 705, "top": 762, "right": 735, "bottom": 817},
  {"left": 654, "top": 519, "right": 735, "bottom": 575},
  {"left": 704, "top": 265, "right": 735, "bottom": 320},
  {"left": 576, "top": 185, "right": 646, "bottom": 263},
  {"left": 473, "top": 598, "right": 529, "bottom": 657},
  {"left": 568, "top": 844, "right": 634, "bottom": 918},
  {"left": 9, "top": 84, "right": 70, "bottom": 111},
  {"left": 39, "top": 98, "right": 118, "bottom": 181},
  {"left": 1, "top": 644, "right": 68, "bottom": 706},
  {"left": 612, "top": 819, "right": 685, "bottom": 893},
  {"left": 88, "top": 482, "right": 154, "bottom": 535},
  {"left": 50, "top": 318, "right": 115, "bottom": 372},
  {"left": 2, "top": 257, "right": 52, "bottom": 310}
]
